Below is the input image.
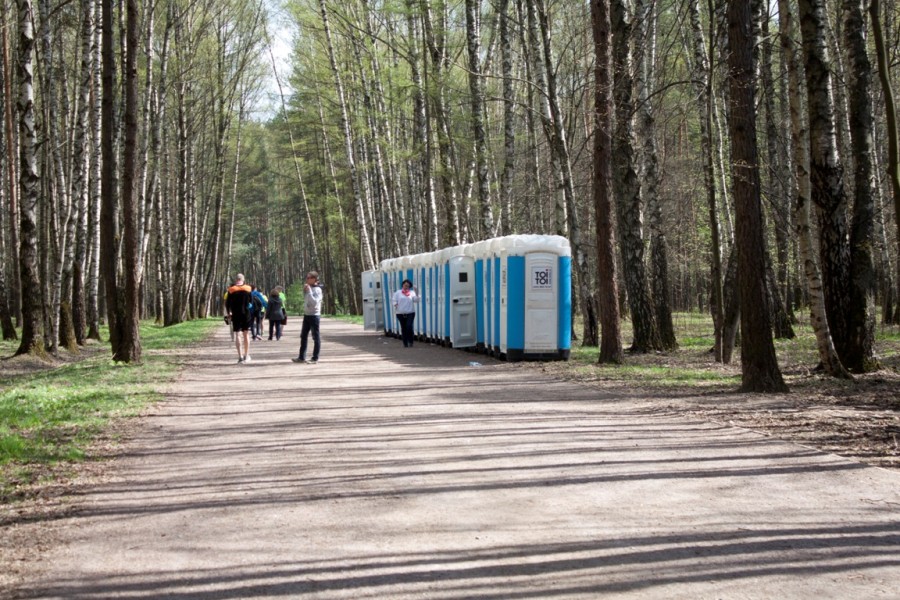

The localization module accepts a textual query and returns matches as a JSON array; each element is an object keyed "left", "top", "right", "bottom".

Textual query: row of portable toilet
[{"left": 361, "top": 234, "right": 571, "bottom": 361}]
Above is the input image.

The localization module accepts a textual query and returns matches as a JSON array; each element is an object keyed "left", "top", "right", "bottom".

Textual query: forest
[{"left": 0, "top": 0, "right": 898, "bottom": 391}]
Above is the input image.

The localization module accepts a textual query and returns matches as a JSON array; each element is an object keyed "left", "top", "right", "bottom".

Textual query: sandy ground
[{"left": 3, "top": 319, "right": 900, "bottom": 599}]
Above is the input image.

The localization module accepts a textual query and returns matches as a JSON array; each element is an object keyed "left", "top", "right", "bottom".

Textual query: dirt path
[{"left": 9, "top": 320, "right": 900, "bottom": 598}]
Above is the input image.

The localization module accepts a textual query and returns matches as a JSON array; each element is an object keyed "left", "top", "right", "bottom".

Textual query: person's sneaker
[
  {"left": 243, "top": 355, "right": 251, "bottom": 363},
  {"left": 307, "top": 359, "right": 318, "bottom": 364},
  {"left": 237, "top": 357, "right": 244, "bottom": 364},
  {"left": 292, "top": 357, "right": 305, "bottom": 363}
]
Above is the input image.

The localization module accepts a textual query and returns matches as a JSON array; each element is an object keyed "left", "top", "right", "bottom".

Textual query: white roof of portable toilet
[{"left": 467, "top": 239, "right": 492, "bottom": 259}]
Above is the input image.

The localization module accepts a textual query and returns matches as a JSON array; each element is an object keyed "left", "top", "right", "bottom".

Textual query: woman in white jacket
[{"left": 391, "top": 279, "right": 420, "bottom": 347}]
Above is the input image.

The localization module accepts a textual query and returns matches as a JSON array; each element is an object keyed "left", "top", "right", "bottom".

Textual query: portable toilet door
[
  {"left": 448, "top": 255, "right": 477, "bottom": 347},
  {"left": 493, "top": 253, "right": 502, "bottom": 356},
  {"left": 523, "top": 252, "right": 559, "bottom": 356},
  {"left": 361, "top": 270, "right": 383, "bottom": 331},
  {"left": 417, "top": 263, "right": 427, "bottom": 339},
  {"left": 474, "top": 257, "right": 485, "bottom": 351},
  {"left": 498, "top": 251, "right": 509, "bottom": 357},
  {"left": 381, "top": 264, "right": 395, "bottom": 336}
]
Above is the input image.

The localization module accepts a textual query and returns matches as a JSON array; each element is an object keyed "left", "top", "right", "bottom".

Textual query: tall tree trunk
[
  {"left": 14, "top": 0, "right": 44, "bottom": 357},
  {"left": 688, "top": 0, "right": 724, "bottom": 360},
  {"left": 727, "top": 0, "right": 787, "bottom": 393},
  {"left": 591, "top": 0, "right": 623, "bottom": 364},
  {"left": 636, "top": 0, "right": 676, "bottom": 351},
  {"left": 869, "top": 0, "right": 900, "bottom": 326},
  {"left": 100, "top": 0, "right": 124, "bottom": 353},
  {"left": 118, "top": 0, "right": 141, "bottom": 362},
  {"left": 841, "top": 0, "right": 878, "bottom": 372},
  {"left": 86, "top": 0, "right": 103, "bottom": 340},
  {"left": 1, "top": 0, "right": 20, "bottom": 328},
  {"left": 781, "top": 0, "right": 849, "bottom": 378},
  {"left": 797, "top": 0, "right": 854, "bottom": 372},
  {"left": 498, "top": 0, "right": 514, "bottom": 236},
  {"left": 611, "top": 0, "right": 661, "bottom": 353},
  {"left": 72, "top": 0, "right": 95, "bottom": 346}
]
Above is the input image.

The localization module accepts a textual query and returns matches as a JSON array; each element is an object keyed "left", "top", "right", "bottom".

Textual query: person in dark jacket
[
  {"left": 266, "top": 287, "right": 287, "bottom": 341},
  {"left": 225, "top": 273, "right": 254, "bottom": 363}
]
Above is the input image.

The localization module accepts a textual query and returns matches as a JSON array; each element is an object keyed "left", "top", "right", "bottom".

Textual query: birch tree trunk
[
  {"left": 636, "top": 0, "right": 676, "bottom": 351},
  {"left": 2, "top": 0, "right": 21, "bottom": 329},
  {"left": 86, "top": 0, "right": 103, "bottom": 340},
  {"left": 71, "top": 0, "right": 95, "bottom": 346},
  {"left": 727, "top": 0, "right": 787, "bottom": 392},
  {"left": 779, "top": 0, "right": 848, "bottom": 377},
  {"left": 796, "top": 0, "right": 854, "bottom": 371},
  {"left": 15, "top": 0, "right": 45, "bottom": 357},
  {"left": 688, "top": 0, "right": 724, "bottom": 360},
  {"left": 611, "top": 0, "right": 661, "bottom": 353},
  {"left": 498, "top": 0, "right": 513, "bottom": 236}
]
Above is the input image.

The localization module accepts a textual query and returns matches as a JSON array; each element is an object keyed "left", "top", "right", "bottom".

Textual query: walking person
[
  {"left": 266, "top": 287, "right": 287, "bottom": 341},
  {"left": 250, "top": 285, "right": 268, "bottom": 340},
  {"left": 293, "top": 271, "right": 323, "bottom": 364},
  {"left": 225, "top": 273, "right": 254, "bottom": 363},
  {"left": 392, "top": 279, "right": 419, "bottom": 347}
]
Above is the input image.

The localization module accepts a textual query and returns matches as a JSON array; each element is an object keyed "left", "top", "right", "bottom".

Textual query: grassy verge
[
  {"left": 329, "top": 313, "right": 364, "bottom": 326},
  {"left": 559, "top": 312, "right": 900, "bottom": 390},
  {"left": 0, "top": 318, "right": 219, "bottom": 503}
]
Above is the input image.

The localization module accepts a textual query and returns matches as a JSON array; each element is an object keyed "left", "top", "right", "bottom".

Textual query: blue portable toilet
[
  {"left": 380, "top": 258, "right": 398, "bottom": 337},
  {"left": 468, "top": 240, "right": 491, "bottom": 352},
  {"left": 497, "top": 235, "right": 571, "bottom": 361}
]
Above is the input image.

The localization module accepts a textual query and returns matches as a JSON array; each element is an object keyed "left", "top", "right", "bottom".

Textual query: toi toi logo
[{"left": 532, "top": 267, "right": 552, "bottom": 288}]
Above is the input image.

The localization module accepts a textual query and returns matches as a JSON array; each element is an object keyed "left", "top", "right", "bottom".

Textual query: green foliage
[
  {"left": 284, "top": 282, "right": 304, "bottom": 316},
  {"left": 0, "top": 319, "right": 218, "bottom": 502}
]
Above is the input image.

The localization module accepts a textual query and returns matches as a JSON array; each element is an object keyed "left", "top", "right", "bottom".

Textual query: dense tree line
[{"left": 0, "top": 0, "right": 897, "bottom": 389}]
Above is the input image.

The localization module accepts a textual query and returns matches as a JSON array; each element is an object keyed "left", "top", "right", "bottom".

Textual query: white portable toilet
[
  {"left": 411, "top": 253, "right": 426, "bottom": 339},
  {"left": 448, "top": 253, "right": 476, "bottom": 348},
  {"left": 361, "top": 270, "right": 384, "bottom": 331},
  {"left": 498, "top": 234, "right": 572, "bottom": 361}
]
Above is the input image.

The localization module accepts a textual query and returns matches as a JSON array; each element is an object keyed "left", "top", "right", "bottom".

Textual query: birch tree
[
  {"left": 14, "top": 0, "right": 43, "bottom": 357},
  {"left": 778, "top": 0, "right": 848, "bottom": 378}
]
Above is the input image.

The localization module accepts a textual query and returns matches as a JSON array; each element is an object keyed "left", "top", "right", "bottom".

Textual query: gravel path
[{"left": 15, "top": 319, "right": 900, "bottom": 599}]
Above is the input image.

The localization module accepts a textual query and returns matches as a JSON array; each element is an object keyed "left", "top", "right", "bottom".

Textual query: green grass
[
  {"left": 329, "top": 313, "right": 364, "bottom": 326},
  {"left": 0, "top": 318, "right": 218, "bottom": 501},
  {"left": 564, "top": 311, "right": 900, "bottom": 389}
]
